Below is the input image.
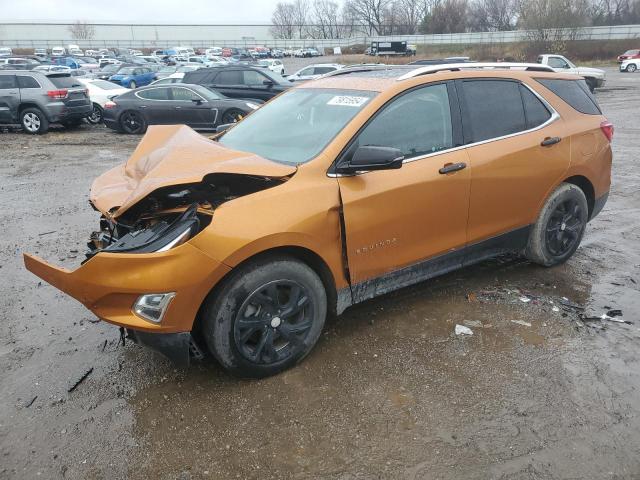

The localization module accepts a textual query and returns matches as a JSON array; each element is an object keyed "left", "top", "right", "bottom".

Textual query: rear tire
[
  {"left": 87, "top": 103, "right": 103, "bottom": 124},
  {"left": 119, "top": 110, "right": 146, "bottom": 134},
  {"left": 20, "top": 108, "right": 49, "bottom": 134},
  {"left": 525, "top": 183, "right": 588, "bottom": 267},
  {"left": 201, "top": 255, "right": 327, "bottom": 378},
  {"left": 129, "top": 80, "right": 137, "bottom": 89}
]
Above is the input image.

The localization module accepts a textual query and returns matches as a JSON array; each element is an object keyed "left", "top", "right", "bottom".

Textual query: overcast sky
[{"left": 0, "top": 0, "right": 288, "bottom": 23}]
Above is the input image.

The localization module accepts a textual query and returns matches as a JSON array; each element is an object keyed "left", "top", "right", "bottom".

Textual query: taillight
[
  {"left": 104, "top": 101, "right": 117, "bottom": 109},
  {"left": 600, "top": 120, "right": 614, "bottom": 142},
  {"left": 47, "top": 89, "right": 68, "bottom": 99}
]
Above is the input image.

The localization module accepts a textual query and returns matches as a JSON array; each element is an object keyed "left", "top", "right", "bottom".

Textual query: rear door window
[
  {"left": 214, "top": 70, "right": 242, "bottom": 85},
  {"left": 520, "top": 85, "right": 551, "bottom": 129},
  {"left": 241, "top": 70, "right": 267, "bottom": 86},
  {"left": 460, "top": 80, "right": 526, "bottom": 143},
  {"left": 536, "top": 78, "right": 601, "bottom": 115},
  {"left": 313, "top": 67, "right": 335, "bottom": 75},
  {"left": 0, "top": 75, "right": 17, "bottom": 89}
]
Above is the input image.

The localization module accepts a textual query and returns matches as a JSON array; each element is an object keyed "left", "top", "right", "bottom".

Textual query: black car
[
  {"left": 102, "top": 82, "right": 260, "bottom": 134},
  {"left": 183, "top": 65, "right": 291, "bottom": 101}
]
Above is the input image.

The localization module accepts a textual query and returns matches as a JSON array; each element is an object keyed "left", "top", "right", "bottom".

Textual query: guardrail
[{"left": 1, "top": 24, "right": 639, "bottom": 49}]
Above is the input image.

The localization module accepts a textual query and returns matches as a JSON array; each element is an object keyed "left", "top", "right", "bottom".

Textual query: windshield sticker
[{"left": 327, "top": 95, "right": 370, "bottom": 107}]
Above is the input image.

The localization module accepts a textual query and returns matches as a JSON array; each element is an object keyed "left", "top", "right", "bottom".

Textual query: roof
[{"left": 297, "top": 63, "right": 569, "bottom": 93}]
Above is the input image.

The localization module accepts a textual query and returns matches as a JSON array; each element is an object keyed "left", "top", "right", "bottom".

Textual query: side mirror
[
  {"left": 337, "top": 146, "right": 404, "bottom": 174},
  {"left": 262, "top": 79, "right": 274, "bottom": 87},
  {"left": 192, "top": 98, "right": 203, "bottom": 105}
]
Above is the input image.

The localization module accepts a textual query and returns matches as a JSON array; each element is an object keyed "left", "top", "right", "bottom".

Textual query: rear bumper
[
  {"left": 23, "top": 242, "right": 231, "bottom": 333},
  {"left": 47, "top": 103, "right": 93, "bottom": 122}
]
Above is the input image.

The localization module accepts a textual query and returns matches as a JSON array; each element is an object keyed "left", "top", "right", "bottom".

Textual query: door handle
[
  {"left": 541, "top": 136, "right": 562, "bottom": 147},
  {"left": 175, "top": 106, "right": 182, "bottom": 110},
  {"left": 439, "top": 162, "right": 467, "bottom": 174},
  {"left": 139, "top": 105, "right": 147, "bottom": 108}
]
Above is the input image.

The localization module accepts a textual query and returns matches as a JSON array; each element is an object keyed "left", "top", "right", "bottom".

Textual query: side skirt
[{"left": 349, "top": 225, "right": 531, "bottom": 305}]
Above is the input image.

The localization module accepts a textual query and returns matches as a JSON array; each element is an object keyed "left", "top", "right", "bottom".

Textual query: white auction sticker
[{"left": 327, "top": 95, "right": 370, "bottom": 107}]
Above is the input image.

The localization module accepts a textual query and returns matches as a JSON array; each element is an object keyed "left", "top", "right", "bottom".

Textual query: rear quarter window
[
  {"left": 536, "top": 78, "right": 601, "bottom": 115},
  {"left": 17, "top": 76, "right": 40, "bottom": 88}
]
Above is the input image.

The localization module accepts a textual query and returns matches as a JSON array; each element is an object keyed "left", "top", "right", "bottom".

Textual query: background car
[
  {"left": 620, "top": 58, "right": 639, "bottom": 72},
  {"left": 0, "top": 47, "right": 13, "bottom": 57},
  {"left": 0, "top": 70, "right": 92, "bottom": 133},
  {"left": 287, "top": 63, "right": 343, "bottom": 82},
  {"left": 94, "top": 63, "right": 131, "bottom": 80},
  {"left": 617, "top": 49, "right": 640, "bottom": 63},
  {"left": 78, "top": 78, "right": 130, "bottom": 124},
  {"left": 0, "top": 57, "right": 41, "bottom": 70},
  {"left": 257, "top": 59, "right": 285, "bottom": 75},
  {"left": 183, "top": 65, "right": 291, "bottom": 100},
  {"left": 52, "top": 56, "right": 100, "bottom": 73},
  {"left": 109, "top": 66, "right": 156, "bottom": 88},
  {"left": 150, "top": 72, "right": 185, "bottom": 85},
  {"left": 102, "top": 83, "right": 260, "bottom": 134}
]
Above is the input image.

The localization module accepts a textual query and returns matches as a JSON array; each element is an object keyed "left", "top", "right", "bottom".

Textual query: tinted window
[
  {"left": 299, "top": 67, "right": 314, "bottom": 76},
  {"left": 520, "top": 85, "right": 551, "bottom": 129},
  {"left": 17, "top": 76, "right": 40, "bottom": 88},
  {"left": 171, "top": 87, "right": 202, "bottom": 101},
  {"left": 536, "top": 78, "right": 601, "bottom": 115},
  {"left": 351, "top": 83, "right": 453, "bottom": 160},
  {"left": 49, "top": 76, "right": 82, "bottom": 88},
  {"left": 462, "top": 80, "right": 526, "bottom": 142},
  {"left": 547, "top": 57, "right": 570, "bottom": 69},
  {"left": 215, "top": 70, "right": 242, "bottom": 85},
  {"left": 0, "top": 75, "right": 16, "bottom": 89},
  {"left": 242, "top": 70, "right": 266, "bottom": 85},
  {"left": 137, "top": 88, "right": 170, "bottom": 100},
  {"left": 313, "top": 67, "right": 336, "bottom": 75}
]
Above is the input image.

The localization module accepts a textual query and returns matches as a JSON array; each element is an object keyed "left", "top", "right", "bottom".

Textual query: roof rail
[
  {"left": 397, "top": 62, "right": 555, "bottom": 81},
  {"left": 321, "top": 64, "right": 405, "bottom": 78}
]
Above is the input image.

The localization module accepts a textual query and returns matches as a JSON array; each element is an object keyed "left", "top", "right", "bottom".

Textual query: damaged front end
[{"left": 24, "top": 125, "right": 297, "bottom": 367}]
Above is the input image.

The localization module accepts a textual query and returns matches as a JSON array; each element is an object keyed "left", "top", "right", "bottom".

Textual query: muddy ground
[{"left": 1, "top": 67, "right": 639, "bottom": 480}]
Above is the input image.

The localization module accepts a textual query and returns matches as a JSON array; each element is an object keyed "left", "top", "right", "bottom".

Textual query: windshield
[
  {"left": 103, "top": 64, "right": 121, "bottom": 72},
  {"left": 118, "top": 67, "right": 136, "bottom": 75},
  {"left": 624, "top": 49, "right": 639, "bottom": 55},
  {"left": 219, "top": 88, "right": 376, "bottom": 165}
]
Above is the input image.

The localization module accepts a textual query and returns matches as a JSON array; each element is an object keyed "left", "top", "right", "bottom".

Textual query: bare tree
[
  {"left": 67, "top": 20, "right": 95, "bottom": 40},
  {"left": 293, "top": 0, "right": 311, "bottom": 38},
  {"left": 344, "top": 0, "right": 394, "bottom": 35},
  {"left": 393, "top": 0, "right": 428, "bottom": 34},
  {"left": 421, "top": 0, "right": 468, "bottom": 33},
  {"left": 518, "top": 0, "right": 591, "bottom": 43},
  {"left": 311, "top": 0, "right": 343, "bottom": 38},
  {"left": 589, "top": 0, "right": 640, "bottom": 24},
  {"left": 271, "top": 2, "right": 298, "bottom": 39},
  {"left": 468, "top": 0, "right": 518, "bottom": 31}
]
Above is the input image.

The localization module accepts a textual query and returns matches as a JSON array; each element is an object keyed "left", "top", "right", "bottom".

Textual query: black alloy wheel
[
  {"left": 545, "top": 199, "right": 584, "bottom": 257},
  {"left": 120, "top": 110, "right": 146, "bottom": 134},
  {"left": 233, "top": 280, "right": 314, "bottom": 365},
  {"left": 221, "top": 109, "right": 245, "bottom": 124}
]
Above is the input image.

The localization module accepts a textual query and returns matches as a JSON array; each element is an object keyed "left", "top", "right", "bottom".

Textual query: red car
[{"left": 617, "top": 49, "right": 640, "bottom": 63}]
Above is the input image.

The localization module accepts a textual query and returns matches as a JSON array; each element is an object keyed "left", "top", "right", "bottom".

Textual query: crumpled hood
[{"left": 90, "top": 124, "right": 297, "bottom": 217}]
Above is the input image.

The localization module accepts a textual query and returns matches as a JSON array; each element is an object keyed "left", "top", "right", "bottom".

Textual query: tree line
[{"left": 270, "top": 0, "right": 640, "bottom": 38}]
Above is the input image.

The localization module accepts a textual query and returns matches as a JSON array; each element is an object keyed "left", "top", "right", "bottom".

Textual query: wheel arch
[
  {"left": 18, "top": 102, "right": 49, "bottom": 120},
  {"left": 193, "top": 245, "right": 341, "bottom": 336},
  {"left": 563, "top": 175, "right": 595, "bottom": 218}
]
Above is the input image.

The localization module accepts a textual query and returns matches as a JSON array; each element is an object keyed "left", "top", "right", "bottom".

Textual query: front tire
[
  {"left": 201, "top": 255, "right": 327, "bottom": 378},
  {"left": 626, "top": 64, "right": 637, "bottom": 73},
  {"left": 129, "top": 80, "right": 137, "bottom": 89},
  {"left": 21, "top": 108, "right": 49, "bottom": 134},
  {"left": 221, "top": 108, "right": 245, "bottom": 124},
  {"left": 525, "top": 183, "right": 588, "bottom": 267}
]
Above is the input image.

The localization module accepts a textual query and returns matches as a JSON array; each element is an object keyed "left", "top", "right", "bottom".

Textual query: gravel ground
[{"left": 0, "top": 66, "right": 639, "bottom": 480}]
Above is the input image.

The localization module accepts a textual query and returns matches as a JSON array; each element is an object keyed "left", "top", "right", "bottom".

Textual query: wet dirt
[{"left": 1, "top": 67, "right": 639, "bottom": 480}]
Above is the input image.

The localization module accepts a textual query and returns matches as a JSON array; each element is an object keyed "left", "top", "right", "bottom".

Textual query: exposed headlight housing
[{"left": 133, "top": 293, "right": 176, "bottom": 323}]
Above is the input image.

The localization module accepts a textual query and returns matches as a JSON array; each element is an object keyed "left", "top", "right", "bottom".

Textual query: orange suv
[{"left": 24, "top": 63, "right": 612, "bottom": 377}]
